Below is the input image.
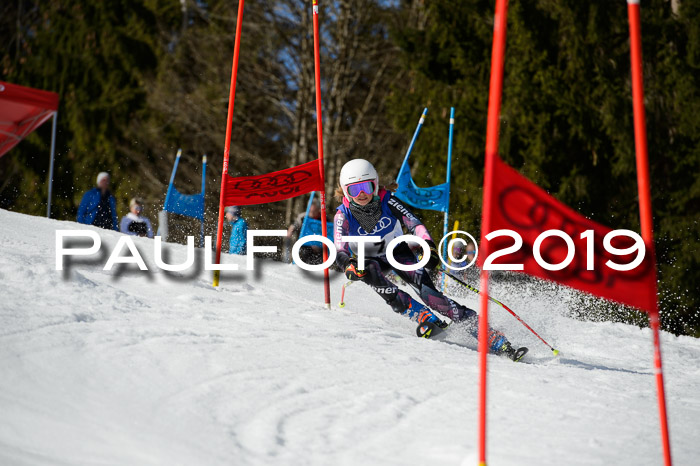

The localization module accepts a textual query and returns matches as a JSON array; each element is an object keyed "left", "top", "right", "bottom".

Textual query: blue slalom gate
[
  {"left": 394, "top": 107, "right": 455, "bottom": 290},
  {"left": 298, "top": 191, "right": 333, "bottom": 247},
  {"left": 158, "top": 149, "right": 207, "bottom": 245}
]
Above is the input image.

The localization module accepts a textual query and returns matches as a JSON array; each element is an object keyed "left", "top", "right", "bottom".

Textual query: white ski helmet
[{"left": 339, "top": 159, "right": 379, "bottom": 200}]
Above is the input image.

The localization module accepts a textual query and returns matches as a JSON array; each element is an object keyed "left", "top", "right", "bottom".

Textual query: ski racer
[{"left": 333, "top": 159, "right": 525, "bottom": 360}]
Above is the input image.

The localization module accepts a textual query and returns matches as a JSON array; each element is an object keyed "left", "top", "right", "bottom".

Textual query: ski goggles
[{"left": 346, "top": 180, "right": 375, "bottom": 198}]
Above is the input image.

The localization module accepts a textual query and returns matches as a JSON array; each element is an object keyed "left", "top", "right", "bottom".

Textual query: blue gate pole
[
  {"left": 299, "top": 191, "right": 316, "bottom": 238},
  {"left": 164, "top": 148, "right": 182, "bottom": 210},
  {"left": 442, "top": 108, "right": 455, "bottom": 291},
  {"left": 396, "top": 108, "right": 428, "bottom": 182},
  {"left": 292, "top": 191, "right": 317, "bottom": 264},
  {"left": 157, "top": 148, "right": 182, "bottom": 237}
]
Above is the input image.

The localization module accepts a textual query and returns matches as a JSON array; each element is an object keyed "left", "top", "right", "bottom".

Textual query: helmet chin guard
[{"left": 339, "top": 159, "right": 379, "bottom": 200}]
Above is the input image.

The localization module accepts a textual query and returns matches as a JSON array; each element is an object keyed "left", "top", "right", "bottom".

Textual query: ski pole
[
  {"left": 443, "top": 269, "right": 559, "bottom": 355},
  {"left": 339, "top": 280, "right": 353, "bottom": 308}
]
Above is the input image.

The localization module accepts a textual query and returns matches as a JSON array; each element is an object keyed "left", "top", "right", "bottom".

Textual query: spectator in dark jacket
[
  {"left": 77, "top": 172, "right": 118, "bottom": 231},
  {"left": 120, "top": 198, "right": 153, "bottom": 238}
]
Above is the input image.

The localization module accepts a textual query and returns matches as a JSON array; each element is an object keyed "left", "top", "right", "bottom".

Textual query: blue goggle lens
[{"left": 347, "top": 181, "right": 375, "bottom": 197}]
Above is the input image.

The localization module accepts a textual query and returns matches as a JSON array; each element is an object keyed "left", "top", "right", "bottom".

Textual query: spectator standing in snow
[
  {"left": 77, "top": 172, "right": 118, "bottom": 231},
  {"left": 226, "top": 206, "right": 248, "bottom": 255},
  {"left": 447, "top": 241, "right": 478, "bottom": 282},
  {"left": 463, "top": 242, "right": 478, "bottom": 280},
  {"left": 120, "top": 198, "right": 154, "bottom": 238},
  {"left": 447, "top": 242, "right": 469, "bottom": 281}
]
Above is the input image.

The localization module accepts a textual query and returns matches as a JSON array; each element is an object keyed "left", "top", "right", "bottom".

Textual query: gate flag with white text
[{"left": 479, "top": 154, "right": 656, "bottom": 313}]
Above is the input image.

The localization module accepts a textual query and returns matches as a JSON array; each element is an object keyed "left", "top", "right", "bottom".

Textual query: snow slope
[{"left": 0, "top": 208, "right": 698, "bottom": 465}]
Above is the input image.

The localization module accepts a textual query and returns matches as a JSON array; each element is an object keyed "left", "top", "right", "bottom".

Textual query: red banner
[
  {"left": 479, "top": 155, "right": 656, "bottom": 313},
  {"left": 222, "top": 159, "right": 323, "bottom": 206},
  {"left": 0, "top": 81, "right": 59, "bottom": 159}
]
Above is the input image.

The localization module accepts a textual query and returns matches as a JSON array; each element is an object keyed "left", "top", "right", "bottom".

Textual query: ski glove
[
  {"left": 425, "top": 240, "right": 441, "bottom": 271},
  {"left": 345, "top": 261, "right": 366, "bottom": 281}
]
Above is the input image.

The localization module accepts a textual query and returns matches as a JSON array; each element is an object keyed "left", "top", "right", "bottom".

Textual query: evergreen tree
[
  {"left": 1, "top": 0, "right": 177, "bottom": 217},
  {"left": 389, "top": 0, "right": 700, "bottom": 335},
  {"left": 1, "top": 0, "right": 405, "bottom": 235}
]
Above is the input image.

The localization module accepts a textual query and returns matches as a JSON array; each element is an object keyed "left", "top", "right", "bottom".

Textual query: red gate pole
[
  {"left": 311, "top": 0, "right": 331, "bottom": 308},
  {"left": 213, "top": 0, "right": 246, "bottom": 287},
  {"left": 478, "top": 0, "right": 509, "bottom": 464},
  {"left": 627, "top": 1, "right": 672, "bottom": 464}
]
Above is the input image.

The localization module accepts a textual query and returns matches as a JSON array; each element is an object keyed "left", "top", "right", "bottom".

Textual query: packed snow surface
[{"left": 0, "top": 208, "right": 698, "bottom": 465}]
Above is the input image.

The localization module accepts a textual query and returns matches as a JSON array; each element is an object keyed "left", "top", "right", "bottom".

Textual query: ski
[{"left": 509, "top": 347, "right": 529, "bottom": 362}]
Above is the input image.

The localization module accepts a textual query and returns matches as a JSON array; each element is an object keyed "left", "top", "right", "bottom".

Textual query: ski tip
[
  {"left": 512, "top": 347, "right": 528, "bottom": 362},
  {"left": 552, "top": 349, "right": 560, "bottom": 356},
  {"left": 416, "top": 321, "right": 446, "bottom": 339},
  {"left": 416, "top": 323, "right": 433, "bottom": 338}
]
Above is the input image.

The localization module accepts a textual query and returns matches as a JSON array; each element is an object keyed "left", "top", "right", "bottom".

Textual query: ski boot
[
  {"left": 409, "top": 299, "right": 448, "bottom": 339},
  {"left": 389, "top": 294, "right": 448, "bottom": 338}
]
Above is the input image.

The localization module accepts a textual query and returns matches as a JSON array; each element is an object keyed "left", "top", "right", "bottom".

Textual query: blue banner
[
  {"left": 299, "top": 217, "right": 333, "bottom": 247},
  {"left": 394, "top": 167, "right": 450, "bottom": 213},
  {"left": 394, "top": 108, "right": 451, "bottom": 213},
  {"left": 298, "top": 191, "right": 333, "bottom": 247},
  {"left": 164, "top": 186, "right": 204, "bottom": 221},
  {"left": 159, "top": 150, "right": 207, "bottom": 244}
]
